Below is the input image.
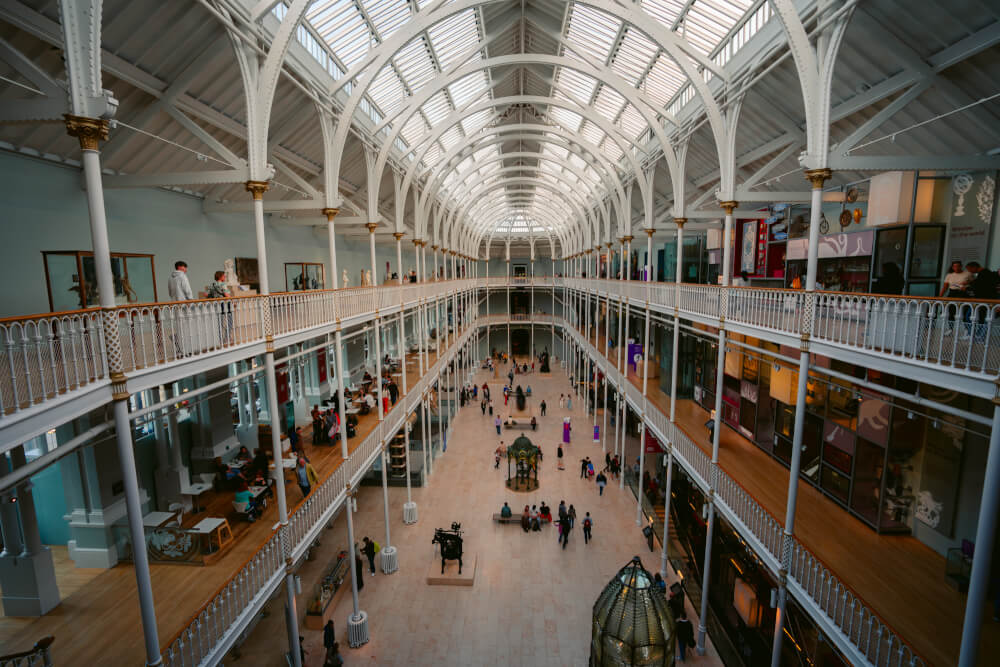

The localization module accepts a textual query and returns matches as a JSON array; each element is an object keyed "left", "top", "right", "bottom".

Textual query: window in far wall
[
  {"left": 43, "top": 251, "right": 156, "bottom": 311},
  {"left": 285, "top": 262, "right": 324, "bottom": 291}
]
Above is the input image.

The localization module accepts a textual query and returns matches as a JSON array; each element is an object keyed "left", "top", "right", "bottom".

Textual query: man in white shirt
[
  {"left": 167, "top": 260, "right": 194, "bottom": 300},
  {"left": 940, "top": 261, "right": 971, "bottom": 298}
]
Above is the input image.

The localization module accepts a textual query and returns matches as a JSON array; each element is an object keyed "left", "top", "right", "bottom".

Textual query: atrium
[{"left": 0, "top": 0, "right": 999, "bottom": 665}]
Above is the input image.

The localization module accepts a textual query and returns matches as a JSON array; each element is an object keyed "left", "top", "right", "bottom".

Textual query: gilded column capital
[
  {"left": 365, "top": 222, "right": 378, "bottom": 233},
  {"left": 64, "top": 114, "right": 109, "bottom": 151},
  {"left": 719, "top": 201, "right": 739, "bottom": 215},
  {"left": 644, "top": 228, "right": 655, "bottom": 237},
  {"left": 412, "top": 239, "right": 422, "bottom": 247},
  {"left": 245, "top": 180, "right": 269, "bottom": 200},
  {"left": 585, "top": 249, "right": 593, "bottom": 255},
  {"left": 622, "top": 235, "right": 634, "bottom": 243},
  {"left": 804, "top": 168, "right": 833, "bottom": 189},
  {"left": 322, "top": 208, "right": 339, "bottom": 222},
  {"left": 673, "top": 217, "right": 687, "bottom": 228},
  {"left": 431, "top": 244, "right": 438, "bottom": 251},
  {"left": 392, "top": 232, "right": 405, "bottom": 240}
]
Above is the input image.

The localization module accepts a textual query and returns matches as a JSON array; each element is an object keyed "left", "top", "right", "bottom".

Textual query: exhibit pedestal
[
  {"left": 403, "top": 501, "right": 418, "bottom": 524},
  {"left": 380, "top": 546, "right": 398, "bottom": 574},
  {"left": 347, "top": 610, "right": 369, "bottom": 648},
  {"left": 426, "top": 552, "right": 478, "bottom": 586}
]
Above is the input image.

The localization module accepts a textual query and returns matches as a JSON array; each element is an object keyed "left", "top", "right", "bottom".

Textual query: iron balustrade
[
  {"left": 558, "top": 312, "right": 926, "bottom": 667},
  {"left": 0, "top": 310, "right": 106, "bottom": 415}
]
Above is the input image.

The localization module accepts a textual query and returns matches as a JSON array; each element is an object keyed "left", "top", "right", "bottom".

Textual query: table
[
  {"left": 182, "top": 481, "right": 213, "bottom": 514},
  {"left": 143, "top": 511, "right": 179, "bottom": 528},
  {"left": 346, "top": 407, "right": 360, "bottom": 415},
  {"left": 192, "top": 517, "right": 233, "bottom": 554}
]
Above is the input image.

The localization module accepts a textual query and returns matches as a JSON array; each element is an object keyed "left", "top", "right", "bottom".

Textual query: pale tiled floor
[{"left": 236, "top": 363, "right": 721, "bottom": 666}]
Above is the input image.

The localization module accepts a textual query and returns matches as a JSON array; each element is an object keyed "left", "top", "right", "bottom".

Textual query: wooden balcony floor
[
  {"left": 581, "top": 326, "right": 999, "bottom": 666},
  {"left": 0, "top": 333, "right": 458, "bottom": 665}
]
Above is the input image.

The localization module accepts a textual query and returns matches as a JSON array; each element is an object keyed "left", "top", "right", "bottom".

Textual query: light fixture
[{"left": 590, "top": 556, "right": 674, "bottom": 666}]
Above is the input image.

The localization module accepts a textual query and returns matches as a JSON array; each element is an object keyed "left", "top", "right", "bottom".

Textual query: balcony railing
[
  {"left": 563, "top": 278, "right": 1000, "bottom": 378},
  {"left": 0, "top": 279, "right": 477, "bottom": 420},
  {"left": 161, "top": 321, "right": 476, "bottom": 667},
  {"left": 559, "top": 314, "right": 926, "bottom": 667}
]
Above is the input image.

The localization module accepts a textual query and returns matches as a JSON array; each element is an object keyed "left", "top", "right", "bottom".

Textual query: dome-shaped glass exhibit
[{"left": 590, "top": 556, "right": 675, "bottom": 666}]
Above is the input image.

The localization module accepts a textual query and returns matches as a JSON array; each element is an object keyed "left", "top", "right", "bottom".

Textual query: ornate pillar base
[
  {"left": 403, "top": 501, "right": 419, "bottom": 524},
  {"left": 347, "top": 610, "right": 370, "bottom": 648},
  {"left": 379, "top": 546, "right": 398, "bottom": 574}
]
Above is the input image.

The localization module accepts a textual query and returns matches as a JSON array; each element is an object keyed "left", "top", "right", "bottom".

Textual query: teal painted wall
[
  {"left": 0, "top": 152, "right": 402, "bottom": 317},
  {"left": 30, "top": 463, "right": 70, "bottom": 545}
]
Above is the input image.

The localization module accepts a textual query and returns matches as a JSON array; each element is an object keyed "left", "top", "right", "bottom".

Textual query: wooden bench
[
  {"left": 503, "top": 418, "right": 536, "bottom": 430},
  {"left": 492, "top": 513, "right": 520, "bottom": 524}
]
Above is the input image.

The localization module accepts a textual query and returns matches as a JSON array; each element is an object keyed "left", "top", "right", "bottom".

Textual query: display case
[
  {"left": 389, "top": 432, "right": 407, "bottom": 479},
  {"left": 43, "top": 250, "right": 157, "bottom": 311},
  {"left": 305, "top": 550, "right": 350, "bottom": 629}
]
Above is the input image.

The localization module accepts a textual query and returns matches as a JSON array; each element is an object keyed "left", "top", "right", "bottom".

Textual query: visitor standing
[
  {"left": 323, "top": 620, "right": 337, "bottom": 664},
  {"left": 558, "top": 500, "right": 567, "bottom": 522},
  {"left": 295, "top": 457, "right": 313, "bottom": 498},
  {"left": 557, "top": 445, "right": 564, "bottom": 470},
  {"left": 568, "top": 504, "right": 577, "bottom": 528},
  {"left": 540, "top": 400, "right": 547, "bottom": 416},
  {"left": 521, "top": 506, "right": 530, "bottom": 532},
  {"left": 582, "top": 513, "right": 592, "bottom": 544},
  {"left": 481, "top": 399, "right": 487, "bottom": 415},
  {"left": 495, "top": 415, "right": 502, "bottom": 435},
  {"left": 580, "top": 457, "right": 589, "bottom": 479},
  {"left": 354, "top": 543, "right": 365, "bottom": 591},
  {"left": 596, "top": 471, "right": 607, "bottom": 496},
  {"left": 567, "top": 394, "right": 572, "bottom": 410},
  {"left": 167, "top": 260, "right": 194, "bottom": 300},
  {"left": 604, "top": 452, "right": 612, "bottom": 472},
  {"left": 495, "top": 443, "right": 504, "bottom": 469},
  {"left": 675, "top": 610, "right": 695, "bottom": 662},
  {"left": 558, "top": 516, "right": 571, "bottom": 549},
  {"left": 362, "top": 537, "right": 377, "bottom": 576}
]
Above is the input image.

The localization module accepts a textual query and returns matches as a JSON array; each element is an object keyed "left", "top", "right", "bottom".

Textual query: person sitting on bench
[
  {"left": 539, "top": 502, "right": 552, "bottom": 523},
  {"left": 500, "top": 502, "right": 512, "bottom": 518}
]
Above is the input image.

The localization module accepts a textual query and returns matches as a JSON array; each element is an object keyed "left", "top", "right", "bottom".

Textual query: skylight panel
[
  {"left": 460, "top": 109, "right": 492, "bottom": 135},
  {"left": 448, "top": 72, "right": 488, "bottom": 108},
  {"left": 643, "top": 54, "right": 684, "bottom": 108},
  {"left": 439, "top": 125, "right": 462, "bottom": 151},
  {"left": 427, "top": 10, "right": 481, "bottom": 71},
  {"left": 366, "top": 0, "right": 411, "bottom": 41},
  {"left": 601, "top": 136, "right": 623, "bottom": 161},
  {"left": 611, "top": 29, "right": 658, "bottom": 86},
  {"left": 423, "top": 142, "right": 442, "bottom": 166},
  {"left": 420, "top": 91, "right": 451, "bottom": 125},
  {"left": 550, "top": 107, "right": 583, "bottom": 133},
  {"left": 565, "top": 4, "right": 621, "bottom": 63},
  {"left": 593, "top": 85, "right": 626, "bottom": 124},
  {"left": 619, "top": 103, "right": 646, "bottom": 139},
  {"left": 401, "top": 114, "right": 428, "bottom": 146},
  {"left": 639, "top": 0, "right": 686, "bottom": 28},
  {"left": 368, "top": 65, "right": 407, "bottom": 117},
  {"left": 395, "top": 37, "right": 436, "bottom": 91},
  {"left": 554, "top": 68, "right": 597, "bottom": 104},
  {"left": 311, "top": 1, "right": 373, "bottom": 70},
  {"left": 579, "top": 120, "right": 605, "bottom": 147}
]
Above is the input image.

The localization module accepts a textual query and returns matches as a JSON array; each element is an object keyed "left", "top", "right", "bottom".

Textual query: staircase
[{"left": 0, "top": 637, "right": 53, "bottom": 667}]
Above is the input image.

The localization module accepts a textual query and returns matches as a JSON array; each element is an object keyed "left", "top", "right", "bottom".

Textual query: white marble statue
[
  {"left": 342, "top": 269, "right": 350, "bottom": 287},
  {"left": 363, "top": 269, "right": 372, "bottom": 286},
  {"left": 223, "top": 258, "right": 240, "bottom": 290}
]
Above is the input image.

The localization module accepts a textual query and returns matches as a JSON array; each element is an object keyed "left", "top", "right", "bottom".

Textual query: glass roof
[{"left": 280, "top": 0, "right": 773, "bottom": 240}]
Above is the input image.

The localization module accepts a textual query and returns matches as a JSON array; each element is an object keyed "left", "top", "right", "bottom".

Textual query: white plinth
[
  {"left": 403, "top": 501, "right": 418, "bottom": 524},
  {"left": 380, "top": 546, "right": 398, "bottom": 574},
  {"left": 347, "top": 610, "right": 369, "bottom": 648}
]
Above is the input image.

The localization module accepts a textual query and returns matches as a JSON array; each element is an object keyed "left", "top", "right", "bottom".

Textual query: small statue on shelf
[{"left": 342, "top": 269, "right": 349, "bottom": 287}]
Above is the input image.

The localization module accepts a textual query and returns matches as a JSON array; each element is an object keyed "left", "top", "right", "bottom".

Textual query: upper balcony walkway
[
  {"left": 3, "top": 277, "right": 998, "bottom": 447},
  {"left": 565, "top": 319, "right": 999, "bottom": 667},
  {"left": 0, "top": 326, "right": 466, "bottom": 666}
]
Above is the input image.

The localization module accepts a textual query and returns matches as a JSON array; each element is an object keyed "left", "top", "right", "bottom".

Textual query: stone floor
[{"left": 236, "top": 362, "right": 721, "bottom": 666}]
